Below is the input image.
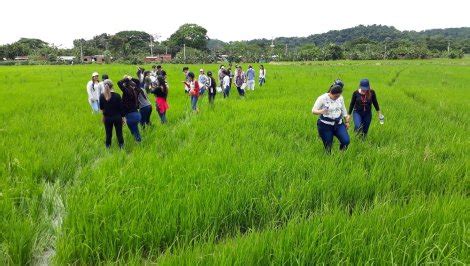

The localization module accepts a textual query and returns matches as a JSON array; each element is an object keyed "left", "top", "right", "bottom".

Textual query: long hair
[
  {"left": 361, "top": 89, "right": 372, "bottom": 100},
  {"left": 103, "top": 80, "right": 113, "bottom": 101}
]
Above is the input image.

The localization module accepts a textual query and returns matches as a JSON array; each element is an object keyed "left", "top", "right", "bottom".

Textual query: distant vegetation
[{"left": 1, "top": 24, "right": 468, "bottom": 64}]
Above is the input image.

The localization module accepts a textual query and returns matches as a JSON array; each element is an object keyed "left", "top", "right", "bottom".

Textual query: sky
[{"left": 1, "top": 0, "right": 469, "bottom": 48}]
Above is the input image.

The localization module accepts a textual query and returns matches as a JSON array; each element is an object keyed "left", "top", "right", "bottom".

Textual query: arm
[
  {"left": 341, "top": 97, "right": 350, "bottom": 124},
  {"left": 86, "top": 82, "right": 94, "bottom": 101},
  {"left": 312, "top": 96, "right": 327, "bottom": 115},
  {"left": 348, "top": 91, "right": 356, "bottom": 114},
  {"left": 131, "top": 78, "right": 141, "bottom": 88},
  {"left": 372, "top": 91, "right": 380, "bottom": 112},
  {"left": 99, "top": 94, "right": 105, "bottom": 110},
  {"left": 117, "top": 95, "right": 125, "bottom": 118},
  {"left": 117, "top": 79, "right": 126, "bottom": 92}
]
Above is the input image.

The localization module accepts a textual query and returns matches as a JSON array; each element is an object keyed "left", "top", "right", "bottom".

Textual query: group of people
[
  {"left": 85, "top": 64, "right": 268, "bottom": 148},
  {"left": 87, "top": 64, "right": 383, "bottom": 152},
  {"left": 312, "top": 78, "right": 383, "bottom": 153},
  {"left": 181, "top": 64, "right": 267, "bottom": 112},
  {"left": 86, "top": 65, "right": 170, "bottom": 148}
]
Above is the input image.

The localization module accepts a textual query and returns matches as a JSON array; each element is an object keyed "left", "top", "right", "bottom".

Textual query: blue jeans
[
  {"left": 90, "top": 101, "right": 99, "bottom": 113},
  {"left": 317, "top": 120, "right": 350, "bottom": 152},
  {"left": 353, "top": 111, "right": 372, "bottom": 136},
  {"left": 126, "top": 112, "right": 142, "bottom": 142},
  {"left": 139, "top": 105, "right": 152, "bottom": 128},
  {"left": 259, "top": 77, "right": 266, "bottom": 86},
  {"left": 158, "top": 111, "right": 167, "bottom": 123},
  {"left": 236, "top": 86, "right": 245, "bottom": 96},
  {"left": 191, "top": 96, "right": 198, "bottom": 111},
  {"left": 223, "top": 85, "right": 230, "bottom": 98}
]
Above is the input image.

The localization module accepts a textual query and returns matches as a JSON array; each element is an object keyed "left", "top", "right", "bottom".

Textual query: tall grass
[{"left": 0, "top": 59, "right": 468, "bottom": 264}]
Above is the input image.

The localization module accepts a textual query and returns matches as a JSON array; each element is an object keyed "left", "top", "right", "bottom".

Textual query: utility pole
[
  {"left": 183, "top": 43, "right": 186, "bottom": 61},
  {"left": 447, "top": 41, "right": 450, "bottom": 53},
  {"left": 80, "top": 41, "right": 83, "bottom": 63},
  {"left": 285, "top": 44, "right": 288, "bottom": 56},
  {"left": 149, "top": 37, "right": 154, "bottom": 56}
]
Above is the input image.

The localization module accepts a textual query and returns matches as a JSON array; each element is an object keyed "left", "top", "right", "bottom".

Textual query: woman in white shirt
[
  {"left": 222, "top": 70, "right": 231, "bottom": 98},
  {"left": 312, "top": 85, "right": 351, "bottom": 152},
  {"left": 259, "top": 65, "right": 266, "bottom": 86},
  {"left": 86, "top": 72, "right": 101, "bottom": 114}
]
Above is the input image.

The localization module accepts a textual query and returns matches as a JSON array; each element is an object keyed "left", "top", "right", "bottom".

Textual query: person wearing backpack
[
  {"left": 99, "top": 79, "right": 125, "bottom": 149},
  {"left": 348, "top": 79, "right": 382, "bottom": 138},
  {"left": 312, "top": 85, "right": 350, "bottom": 153}
]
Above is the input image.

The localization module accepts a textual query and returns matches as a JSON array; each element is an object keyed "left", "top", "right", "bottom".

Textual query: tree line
[{"left": 0, "top": 24, "right": 468, "bottom": 65}]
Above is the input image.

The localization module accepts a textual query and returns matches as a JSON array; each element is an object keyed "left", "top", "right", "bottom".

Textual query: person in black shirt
[
  {"left": 207, "top": 71, "right": 216, "bottom": 106},
  {"left": 117, "top": 76, "right": 142, "bottom": 142},
  {"left": 348, "top": 79, "right": 382, "bottom": 137},
  {"left": 99, "top": 79, "right": 124, "bottom": 148}
]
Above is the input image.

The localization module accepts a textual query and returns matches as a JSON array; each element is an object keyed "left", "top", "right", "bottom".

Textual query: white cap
[
  {"left": 92, "top": 72, "right": 99, "bottom": 77},
  {"left": 199, "top": 69, "right": 204, "bottom": 72}
]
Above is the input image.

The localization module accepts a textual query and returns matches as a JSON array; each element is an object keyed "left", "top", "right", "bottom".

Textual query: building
[
  {"left": 14, "top": 56, "right": 29, "bottom": 61},
  {"left": 58, "top": 56, "right": 76, "bottom": 62},
  {"left": 83, "top": 55, "right": 105, "bottom": 64},
  {"left": 144, "top": 54, "right": 172, "bottom": 63}
]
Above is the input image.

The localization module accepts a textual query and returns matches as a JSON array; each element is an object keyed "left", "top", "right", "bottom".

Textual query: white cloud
[{"left": 1, "top": 0, "right": 469, "bottom": 48}]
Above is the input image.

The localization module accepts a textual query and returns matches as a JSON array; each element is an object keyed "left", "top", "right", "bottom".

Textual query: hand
[
  {"left": 345, "top": 121, "right": 350, "bottom": 130},
  {"left": 320, "top": 108, "right": 329, "bottom": 114},
  {"left": 122, "top": 118, "right": 126, "bottom": 125}
]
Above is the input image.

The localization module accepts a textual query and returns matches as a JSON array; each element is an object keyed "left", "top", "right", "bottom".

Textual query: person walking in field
[
  {"left": 259, "top": 65, "right": 266, "bottom": 86},
  {"left": 222, "top": 70, "right": 231, "bottom": 98},
  {"left": 246, "top": 65, "right": 256, "bottom": 90},
  {"left": 218, "top": 65, "right": 225, "bottom": 87},
  {"left": 348, "top": 79, "right": 383, "bottom": 138},
  {"left": 198, "top": 69, "right": 208, "bottom": 95},
  {"left": 86, "top": 72, "right": 101, "bottom": 114},
  {"left": 182, "top": 67, "right": 190, "bottom": 93},
  {"left": 99, "top": 79, "right": 125, "bottom": 149},
  {"left": 137, "top": 67, "right": 146, "bottom": 89},
  {"left": 156, "top": 65, "right": 167, "bottom": 79},
  {"left": 207, "top": 71, "right": 217, "bottom": 106},
  {"left": 137, "top": 83, "right": 153, "bottom": 129},
  {"left": 183, "top": 72, "right": 200, "bottom": 112},
  {"left": 234, "top": 66, "right": 246, "bottom": 97},
  {"left": 150, "top": 76, "right": 169, "bottom": 124},
  {"left": 117, "top": 76, "right": 142, "bottom": 143},
  {"left": 312, "top": 84, "right": 351, "bottom": 153}
]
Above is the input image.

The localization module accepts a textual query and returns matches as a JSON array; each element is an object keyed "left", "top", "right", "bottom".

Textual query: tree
[
  {"left": 173, "top": 47, "right": 211, "bottom": 64},
  {"left": 167, "top": 24, "right": 208, "bottom": 54}
]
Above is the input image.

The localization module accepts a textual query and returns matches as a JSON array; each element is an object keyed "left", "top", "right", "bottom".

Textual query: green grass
[{"left": 1, "top": 59, "right": 469, "bottom": 265}]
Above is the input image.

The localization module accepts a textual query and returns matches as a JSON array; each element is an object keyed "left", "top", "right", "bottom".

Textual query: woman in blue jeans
[
  {"left": 348, "top": 79, "right": 382, "bottom": 138},
  {"left": 183, "top": 72, "right": 200, "bottom": 112},
  {"left": 117, "top": 76, "right": 142, "bottom": 142},
  {"left": 312, "top": 85, "right": 350, "bottom": 153}
]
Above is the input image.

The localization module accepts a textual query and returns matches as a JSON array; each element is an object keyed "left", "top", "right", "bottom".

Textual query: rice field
[{"left": 0, "top": 59, "right": 469, "bottom": 265}]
